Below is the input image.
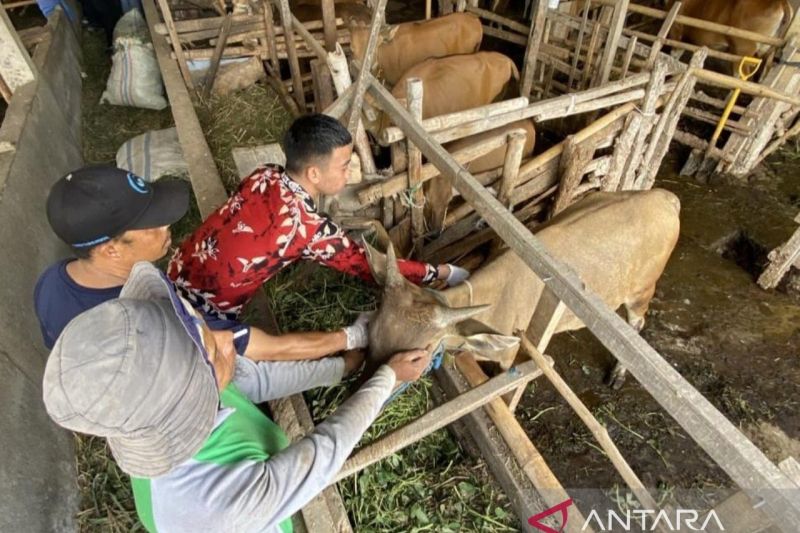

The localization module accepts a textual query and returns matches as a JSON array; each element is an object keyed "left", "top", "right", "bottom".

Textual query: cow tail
[{"left": 510, "top": 59, "right": 520, "bottom": 82}]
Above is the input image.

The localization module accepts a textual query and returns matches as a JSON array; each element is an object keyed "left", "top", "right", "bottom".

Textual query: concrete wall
[{"left": 0, "top": 9, "right": 82, "bottom": 532}]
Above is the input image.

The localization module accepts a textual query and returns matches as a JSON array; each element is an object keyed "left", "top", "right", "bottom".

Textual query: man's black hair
[{"left": 283, "top": 114, "right": 353, "bottom": 175}]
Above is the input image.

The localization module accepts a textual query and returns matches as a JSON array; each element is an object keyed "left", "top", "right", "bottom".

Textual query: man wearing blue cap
[{"left": 34, "top": 166, "right": 371, "bottom": 363}]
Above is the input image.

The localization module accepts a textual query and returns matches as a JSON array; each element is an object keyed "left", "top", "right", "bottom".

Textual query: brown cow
[
  {"left": 668, "top": 0, "right": 793, "bottom": 60},
  {"left": 391, "top": 52, "right": 519, "bottom": 119},
  {"left": 363, "top": 189, "right": 681, "bottom": 389},
  {"left": 350, "top": 13, "right": 483, "bottom": 86},
  {"left": 426, "top": 120, "right": 537, "bottom": 233}
]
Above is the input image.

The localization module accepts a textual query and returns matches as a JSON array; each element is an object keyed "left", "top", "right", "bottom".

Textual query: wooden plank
[
  {"left": 261, "top": 0, "right": 280, "bottom": 71},
  {"left": 497, "top": 130, "right": 526, "bottom": 209},
  {"left": 594, "top": 0, "right": 629, "bottom": 86},
  {"left": 455, "top": 354, "right": 590, "bottom": 533},
  {"left": 551, "top": 134, "right": 596, "bottom": 214},
  {"left": 156, "top": 0, "right": 194, "bottom": 90},
  {"left": 143, "top": 0, "right": 228, "bottom": 217},
  {"left": 345, "top": 0, "right": 388, "bottom": 134},
  {"left": 333, "top": 360, "right": 545, "bottom": 482},
  {"left": 758, "top": 224, "right": 800, "bottom": 289},
  {"left": 406, "top": 78, "right": 425, "bottom": 252},
  {"left": 311, "top": 59, "right": 335, "bottom": 111},
  {"left": 275, "top": 0, "right": 306, "bottom": 109},
  {"left": 366, "top": 74, "right": 800, "bottom": 530},
  {"left": 434, "top": 361, "right": 558, "bottom": 529},
  {"left": 0, "top": 4, "right": 36, "bottom": 93},
  {"left": 320, "top": 0, "right": 337, "bottom": 51},
  {"left": 202, "top": 14, "right": 233, "bottom": 99},
  {"left": 520, "top": 0, "right": 548, "bottom": 98}
]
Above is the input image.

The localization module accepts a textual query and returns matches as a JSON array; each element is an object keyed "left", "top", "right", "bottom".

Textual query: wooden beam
[
  {"left": 366, "top": 74, "right": 800, "bottom": 530},
  {"left": 320, "top": 0, "right": 337, "bottom": 51},
  {"left": 345, "top": 0, "right": 388, "bottom": 134},
  {"left": 497, "top": 130, "right": 527, "bottom": 209},
  {"left": 520, "top": 0, "right": 547, "bottom": 99},
  {"left": 142, "top": 0, "right": 228, "bottom": 217},
  {"left": 758, "top": 223, "right": 800, "bottom": 289},
  {"left": 406, "top": 78, "right": 425, "bottom": 252},
  {"left": 275, "top": 0, "right": 306, "bottom": 109},
  {"left": 332, "top": 360, "right": 545, "bottom": 482},
  {"left": 594, "top": 0, "right": 629, "bottom": 87},
  {"left": 156, "top": 0, "right": 194, "bottom": 90},
  {"left": 202, "top": 14, "right": 233, "bottom": 99},
  {"left": 0, "top": 4, "right": 36, "bottom": 94}
]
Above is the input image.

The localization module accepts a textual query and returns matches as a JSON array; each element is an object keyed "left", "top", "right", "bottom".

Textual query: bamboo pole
[
  {"left": 520, "top": 336, "right": 661, "bottom": 512},
  {"left": 465, "top": 5, "right": 529, "bottom": 34},
  {"left": 623, "top": 27, "right": 744, "bottom": 64},
  {"left": 455, "top": 354, "right": 588, "bottom": 533},
  {"left": 619, "top": 35, "right": 637, "bottom": 79},
  {"left": 592, "top": 0, "right": 785, "bottom": 47},
  {"left": 290, "top": 12, "right": 328, "bottom": 61},
  {"left": 275, "top": 0, "right": 306, "bottom": 109},
  {"left": 332, "top": 360, "right": 546, "bottom": 482},
  {"left": 156, "top": 0, "right": 195, "bottom": 90},
  {"left": 407, "top": 78, "right": 426, "bottom": 252}
]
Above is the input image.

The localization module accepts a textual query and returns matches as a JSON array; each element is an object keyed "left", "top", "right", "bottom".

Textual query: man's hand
[
  {"left": 387, "top": 349, "right": 431, "bottom": 382},
  {"left": 343, "top": 311, "right": 373, "bottom": 350},
  {"left": 342, "top": 349, "right": 365, "bottom": 376},
  {"left": 437, "top": 264, "right": 470, "bottom": 287}
]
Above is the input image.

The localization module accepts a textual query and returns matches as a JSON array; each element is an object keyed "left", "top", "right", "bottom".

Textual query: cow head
[{"left": 361, "top": 239, "right": 520, "bottom": 375}]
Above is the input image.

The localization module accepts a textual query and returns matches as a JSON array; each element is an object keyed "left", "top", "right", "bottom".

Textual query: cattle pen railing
[{"left": 139, "top": 0, "right": 800, "bottom": 531}]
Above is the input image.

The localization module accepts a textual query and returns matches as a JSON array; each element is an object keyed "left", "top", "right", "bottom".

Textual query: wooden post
[
  {"left": 455, "top": 354, "right": 589, "bottom": 533},
  {"left": 594, "top": 0, "right": 629, "bottom": 87},
  {"left": 520, "top": 0, "right": 548, "bottom": 99},
  {"left": 202, "top": 14, "right": 233, "bottom": 99},
  {"left": 551, "top": 135, "right": 595, "bottom": 215},
  {"left": 346, "top": 0, "right": 389, "bottom": 134},
  {"left": 406, "top": 79, "right": 426, "bottom": 252},
  {"left": 261, "top": 0, "right": 280, "bottom": 71},
  {"left": 156, "top": 0, "right": 195, "bottom": 90},
  {"left": 637, "top": 49, "right": 707, "bottom": 189},
  {"left": 619, "top": 57, "right": 667, "bottom": 190},
  {"left": 646, "top": 1, "right": 681, "bottom": 69},
  {"left": 311, "top": 59, "right": 335, "bottom": 111},
  {"left": 327, "top": 44, "right": 377, "bottom": 174},
  {"left": 503, "top": 286, "right": 566, "bottom": 412},
  {"left": 497, "top": 130, "right": 527, "bottom": 209},
  {"left": 320, "top": 0, "right": 337, "bottom": 51},
  {"left": 275, "top": 0, "right": 306, "bottom": 109},
  {"left": 757, "top": 223, "right": 800, "bottom": 289},
  {"left": 519, "top": 336, "right": 661, "bottom": 512},
  {"left": 567, "top": 0, "right": 591, "bottom": 91},
  {"left": 0, "top": 4, "right": 36, "bottom": 95}
]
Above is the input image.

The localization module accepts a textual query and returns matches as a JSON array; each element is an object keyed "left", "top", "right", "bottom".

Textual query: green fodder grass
[
  {"left": 267, "top": 265, "right": 518, "bottom": 531},
  {"left": 195, "top": 85, "right": 292, "bottom": 191}
]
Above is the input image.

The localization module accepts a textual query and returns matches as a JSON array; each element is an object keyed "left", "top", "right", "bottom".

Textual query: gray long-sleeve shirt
[{"left": 130, "top": 356, "right": 396, "bottom": 532}]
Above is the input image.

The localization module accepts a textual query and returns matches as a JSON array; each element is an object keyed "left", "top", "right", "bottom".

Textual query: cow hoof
[{"left": 605, "top": 365, "right": 627, "bottom": 390}]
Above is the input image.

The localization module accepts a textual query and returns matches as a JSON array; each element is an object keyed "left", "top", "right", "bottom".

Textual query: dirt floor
[{"left": 517, "top": 146, "right": 800, "bottom": 514}]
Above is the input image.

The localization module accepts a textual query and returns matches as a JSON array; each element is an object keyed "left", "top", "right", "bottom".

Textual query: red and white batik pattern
[{"left": 167, "top": 165, "right": 437, "bottom": 318}]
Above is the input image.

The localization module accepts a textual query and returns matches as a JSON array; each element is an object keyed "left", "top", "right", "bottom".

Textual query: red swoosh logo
[{"left": 528, "top": 498, "right": 573, "bottom": 533}]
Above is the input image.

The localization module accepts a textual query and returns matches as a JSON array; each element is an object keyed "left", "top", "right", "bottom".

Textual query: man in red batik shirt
[{"left": 167, "top": 114, "right": 469, "bottom": 320}]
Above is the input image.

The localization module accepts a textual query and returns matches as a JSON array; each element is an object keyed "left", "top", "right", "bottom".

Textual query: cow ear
[
  {"left": 433, "top": 303, "right": 490, "bottom": 328},
  {"left": 439, "top": 333, "right": 520, "bottom": 368},
  {"left": 361, "top": 237, "right": 387, "bottom": 286}
]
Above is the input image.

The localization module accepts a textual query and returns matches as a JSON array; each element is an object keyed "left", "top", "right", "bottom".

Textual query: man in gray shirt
[{"left": 42, "top": 262, "right": 430, "bottom": 532}]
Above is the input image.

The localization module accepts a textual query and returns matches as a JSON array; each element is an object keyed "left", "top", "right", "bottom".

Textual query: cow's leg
[{"left": 605, "top": 285, "right": 655, "bottom": 390}]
